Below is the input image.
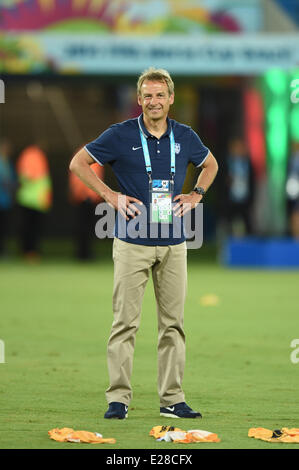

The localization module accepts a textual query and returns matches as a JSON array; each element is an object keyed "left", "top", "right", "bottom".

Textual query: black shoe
[
  {"left": 160, "top": 402, "right": 202, "bottom": 419},
  {"left": 104, "top": 402, "right": 128, "bottom": 419}
]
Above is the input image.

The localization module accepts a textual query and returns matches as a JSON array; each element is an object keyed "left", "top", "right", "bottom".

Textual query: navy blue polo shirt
[{"left": 85, "top": 114, "right": 209, "bottom": 246}]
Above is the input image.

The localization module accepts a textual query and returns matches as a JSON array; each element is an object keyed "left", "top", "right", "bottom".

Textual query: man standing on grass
[{"left": 69, "top": 67, "right": 218, "bottom": 419}]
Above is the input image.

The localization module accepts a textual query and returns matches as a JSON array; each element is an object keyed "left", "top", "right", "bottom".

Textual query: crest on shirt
[{"left": 175, "top": 142, "right": 181, "bottom": 154}]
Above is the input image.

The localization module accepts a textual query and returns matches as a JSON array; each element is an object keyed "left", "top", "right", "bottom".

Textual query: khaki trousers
[{"left": 105, "top": 237, "right": 187, "bottom": 407}]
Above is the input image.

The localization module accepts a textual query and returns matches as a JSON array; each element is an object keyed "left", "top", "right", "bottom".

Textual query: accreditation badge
[{"left": 150, "top": 179, "right": 174, "bottom": 224}]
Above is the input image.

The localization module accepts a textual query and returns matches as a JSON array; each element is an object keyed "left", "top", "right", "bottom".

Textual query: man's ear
[
  {"left": 169, "top": 93, "right": 175, "bottom": 105},
  {"left": 137, "top": 94, "right": 142, "bottom": 106}
]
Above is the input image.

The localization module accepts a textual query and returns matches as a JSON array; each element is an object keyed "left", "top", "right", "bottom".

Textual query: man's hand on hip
[
  {"left": 105, "top": 190, "right": 143, "bottom": 221},
  {"left": 173, "top": 192, "right": 202, "bottom": 217}
]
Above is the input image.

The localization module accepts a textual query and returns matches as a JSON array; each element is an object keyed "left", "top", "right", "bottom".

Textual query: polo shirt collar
[{"left": 137, "top": 114, "right": 171, "bottom": 139}]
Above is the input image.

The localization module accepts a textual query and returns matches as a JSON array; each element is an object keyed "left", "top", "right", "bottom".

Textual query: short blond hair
[{"left": 137, "top": 67, "right": 174, "bottom": 96}]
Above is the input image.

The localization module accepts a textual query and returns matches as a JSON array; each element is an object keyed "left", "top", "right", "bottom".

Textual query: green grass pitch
[{"left": 1, "top": 251, "right": 299, "bottom": 449}]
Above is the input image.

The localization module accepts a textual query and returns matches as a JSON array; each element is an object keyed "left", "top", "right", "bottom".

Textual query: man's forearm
[
  {"left": 69, "top": 157, "right": 112, "bottom": 201},
  {"left": 194, "top": 153, "right": 218, "bottom": 192}
]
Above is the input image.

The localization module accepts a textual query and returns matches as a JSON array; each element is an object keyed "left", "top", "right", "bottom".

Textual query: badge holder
[
  {"left": 150, "top": 179, "right": 174, "bottom": 224},
  {"left": 139, "top": 126, "right": 176, "bottom": 225}
]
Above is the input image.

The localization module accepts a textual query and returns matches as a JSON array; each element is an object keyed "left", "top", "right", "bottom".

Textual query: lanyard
[{"left": 139, "top": 128, "right": 176, "bottom": 182}]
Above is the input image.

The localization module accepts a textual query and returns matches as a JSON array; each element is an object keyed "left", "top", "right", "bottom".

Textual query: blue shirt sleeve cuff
[
  {"left": 195, "top": 149, "right": 210, "bottom": 168},
  {"left": 84, "top": 145, "right": 104, "bottom": 166}
]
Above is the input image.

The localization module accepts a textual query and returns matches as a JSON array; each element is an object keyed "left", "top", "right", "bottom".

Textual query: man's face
[{"left": 138, "top": 80, "right": 174, "bottom": 121}]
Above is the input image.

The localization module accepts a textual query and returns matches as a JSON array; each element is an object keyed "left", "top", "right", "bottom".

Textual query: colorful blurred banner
[
  {"left": 0, "top": 0, "right": 262, "bottom": 34},
  {"left": 0, "top": 1, "right": 297, "bottom": 75},
  {"left": 1, "top": 33, "right": 298, "bottom": 75}
]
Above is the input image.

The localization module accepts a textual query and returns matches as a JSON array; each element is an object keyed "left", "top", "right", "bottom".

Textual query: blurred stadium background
[
  {"left": 0, "top": 0, "right": 298, "bottom": 264},
  {"left": 1, "top": 0, "right": 299, "bottom": 450}
]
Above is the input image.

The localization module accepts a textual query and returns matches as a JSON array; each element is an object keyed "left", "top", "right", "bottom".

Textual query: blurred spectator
[
  {"left": 16, "top": 143, "right": 52, "bottom": 261},
  {"left": 286, "top": 140, "right": 299, "bottom": 239},
  {"left": 0, "top": 139, "right": 16, "bottom": 256},
  {"left": 69, "top": 163, "right": 104, "bottom": 260},
  {"left": 225, "top": 137, "right": 254, "bottom": 236}
]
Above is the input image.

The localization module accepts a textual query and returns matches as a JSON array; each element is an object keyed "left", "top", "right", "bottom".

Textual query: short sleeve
[
  {"left": 84, "top": 126, "right": 118, "bottom": 166},
  {"left": 189, "top": 129, "right": 210, "bottom": 167}
]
